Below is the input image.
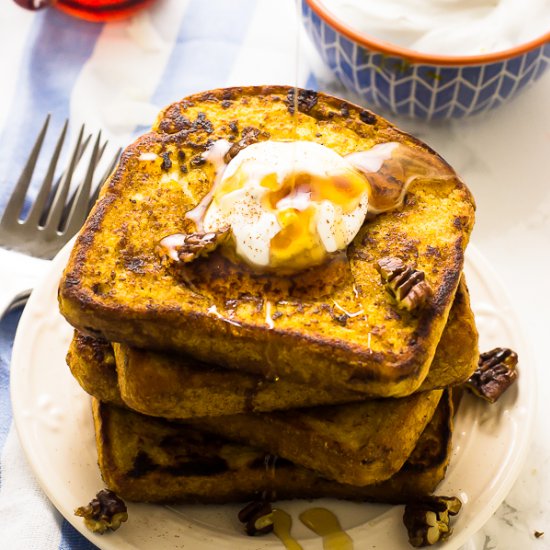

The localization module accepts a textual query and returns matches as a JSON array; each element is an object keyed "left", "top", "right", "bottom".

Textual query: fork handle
[{"left": 0, "top": 248, "right": 51, "bottom": 321}]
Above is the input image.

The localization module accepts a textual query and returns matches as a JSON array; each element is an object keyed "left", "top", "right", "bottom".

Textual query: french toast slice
[
  {"left": 188, "top": 389, "right": 443, "bottom": 486},
  {"left": 59, "top": 86, "right": 475, "bottom": 397},
  {"left": 93, "top": 391, "right": 452, "bottom": 504},
  {"left": 66, "top": 277, "right": 477, "bottom": 417},
  {"left": 68, "top": 335, "right": 443, "bottom": 487},
  {"left": 67, "top": 333, "right": 124, "bottom": 407}
]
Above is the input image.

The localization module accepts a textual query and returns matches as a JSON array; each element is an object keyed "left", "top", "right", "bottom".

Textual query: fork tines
[{"left": 0, "top": 115, "right": 118, "bottom": 259}]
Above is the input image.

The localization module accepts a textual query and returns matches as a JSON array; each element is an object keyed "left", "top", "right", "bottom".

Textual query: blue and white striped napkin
[{"left": 0, "top": 1, "right": 335, "bottom": 548}]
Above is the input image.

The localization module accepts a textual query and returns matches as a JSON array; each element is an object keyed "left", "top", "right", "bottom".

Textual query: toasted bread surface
[
  {"left": 92, "top": 391, "right": 452, "bottom": 504},
  {"left": 188, "top": 389, "right": 443, "bottom": 486},
  {"left": 66, "top": 332, "right": 124, "bottom": 407},
  {"left": 68, "top": 277, "right": 476, "bottom": 417},
  {"left": 420, "top": 276, "right": 478, "bottom": 390},
  {"left": 59, "top": 86, "right": 475, "bottom": 397},
  {"left": 70, "top": 334, "right": 443, "bottom": 486},
  {"left": 115, "top": 342, "right": 365, "bottom": 416}
]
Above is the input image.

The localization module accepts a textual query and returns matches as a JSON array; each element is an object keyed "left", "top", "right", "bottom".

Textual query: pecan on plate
[
  {"left": 376, "top": 257, "right": 432, "bottom": 311},
  {"left": 465, "top": 347, "right": 519, "bottom": 403},
  {"left": 74, "top": 489, "right": 128, "bottom": 534},
  {"left": 403, "top": 495, "right": 462, "bottom": 547},
  {"left": 238, "top": 500, "right": 274, "bottom": 536}
]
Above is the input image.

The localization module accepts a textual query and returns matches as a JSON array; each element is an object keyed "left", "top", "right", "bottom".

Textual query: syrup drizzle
[
  {"left": 185, "top": 139, "right": 232, "bottom": 230},
  {"left": 265, "top": 300, "right": 275, "bottom": 329},
  {"left": 292, "top": 0, "right": 301, "bottom": 142},
  {"left": 206, "top": 305, "right": 242, "bottom": 327},
  {"left": 181, "top": 137, "right": 450, "bottom": 240},
  {"left": 332, "top": 299, "right": 364, "bottom": 318},
  {"left": 346, "top": 142, "right": 455, "bottom": 214},
  {"left": 260, "top": 453, "right": 279, "bottom": 502},
  {"left": 268, "top": 506, "right": 353, "bottom": 550},
  {"left": 272, "top": 509, "right": 303, "bottom": 550},
  {"left": 299, "top": 508, "right": 353, "bottom": 550}
]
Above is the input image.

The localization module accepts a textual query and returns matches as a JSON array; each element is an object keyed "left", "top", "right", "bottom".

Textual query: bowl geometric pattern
[{"left": 302, "top": 0, "right": 550, "bottom": 120}]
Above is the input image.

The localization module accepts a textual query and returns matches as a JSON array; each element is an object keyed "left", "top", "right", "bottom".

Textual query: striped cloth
[{"left": 0, "top": 1, "right": 336, "bottom": 548}]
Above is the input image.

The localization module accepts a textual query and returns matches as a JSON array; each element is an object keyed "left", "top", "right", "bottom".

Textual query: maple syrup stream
[{"left": 265, "top": 6, "right": 355, "bottom": 550}]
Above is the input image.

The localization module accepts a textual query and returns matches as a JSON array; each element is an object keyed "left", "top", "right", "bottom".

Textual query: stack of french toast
[{"left": 59, "top": 86, "right": 479, "bottom": 509}]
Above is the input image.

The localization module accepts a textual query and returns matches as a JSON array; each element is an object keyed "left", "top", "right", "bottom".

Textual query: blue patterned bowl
[{"left": 301, "top": 0, "right": 550, "bottom": 120}]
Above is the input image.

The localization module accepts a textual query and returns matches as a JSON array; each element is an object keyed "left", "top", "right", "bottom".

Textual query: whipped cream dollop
[
  {"left": 320, "top": 0, "right": 550, "bottom": 56},
  {"left": 200, "top": 140, "right": 376, "bottom": 272}
]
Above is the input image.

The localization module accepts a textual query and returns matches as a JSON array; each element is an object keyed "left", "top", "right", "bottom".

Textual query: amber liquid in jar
[{"left": 55, "top": 0, "right": 156, "bottom": 22}]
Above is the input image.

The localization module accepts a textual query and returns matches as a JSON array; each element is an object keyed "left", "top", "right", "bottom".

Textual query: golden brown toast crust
[
  {"left": 67, "top": 277, "right": 477, "bottom": 417},
  {"left": 92, "top": 391, "right": 452, "bottom": 504},
  {"left": 59, "top": 86, "right": 475, "bottom": 397},
  {"left": 70, "top": 333, "right": 443, "bottom": 487},
  {"left": 420, "top": 276, "right": 478, "bottom": 390},
  {"left": 66, "top": 332, "right": 124, "bottom": 407},
  {"left": 187, "top": 389, "right": 443, "bottom": 486},
  {"left": 114, "top": 342, "right": 366, "bottom": 416}
]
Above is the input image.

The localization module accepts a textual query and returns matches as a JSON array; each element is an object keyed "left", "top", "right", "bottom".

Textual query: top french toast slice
[
  {"left": 66, "top": 276, "right": 477, "bottom": 417},
  {"left": 59, "top": 85, "right": 475, "bottom": 397}
]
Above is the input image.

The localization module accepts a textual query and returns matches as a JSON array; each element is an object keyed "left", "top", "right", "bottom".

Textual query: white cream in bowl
[{"left": 320, "top": 0, "right": 550, "bottom": 56}]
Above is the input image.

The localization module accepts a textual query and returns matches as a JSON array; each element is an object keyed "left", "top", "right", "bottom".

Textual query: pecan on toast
[
  {"left": 66, "top": 276, "right": 477, "bottom": 418},
  {"left": 92, "top": 391, "right": 452, "bottom": 504},
  {"left": 59, "top": 86, "right": 475, "bottom": 397}
]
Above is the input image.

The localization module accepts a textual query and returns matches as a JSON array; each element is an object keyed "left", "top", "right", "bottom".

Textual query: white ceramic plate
[{"left": 10, "top": 243, "right": 534, "bottom": 550}]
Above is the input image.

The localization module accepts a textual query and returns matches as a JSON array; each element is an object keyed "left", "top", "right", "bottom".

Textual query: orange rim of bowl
[{"left": 306, "top": 0, "right": 550, "bottom": 66}]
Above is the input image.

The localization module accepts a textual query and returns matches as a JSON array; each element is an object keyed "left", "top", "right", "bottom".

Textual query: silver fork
[{"left": 0, "top": 115, "right": 119, "bottom": 319}]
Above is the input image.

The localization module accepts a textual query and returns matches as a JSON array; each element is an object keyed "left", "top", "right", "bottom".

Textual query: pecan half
[
  {"left": 376, "top": 257, "right": 432, "bottom": 310},
  {"left": 465, "top": 347, "right": 518, "bottom": 403},
  {"left": 74, "top": 489, "right": 128, "bottom": 534},
  {"left": 238, "top": 500, "right": 274, "bottom": 536},
  {"left": 403, "top": 496, "right": 462, "bottom": 547},
  {"left": 159, "top": 227, "right": 230, "bottom": 264}
]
